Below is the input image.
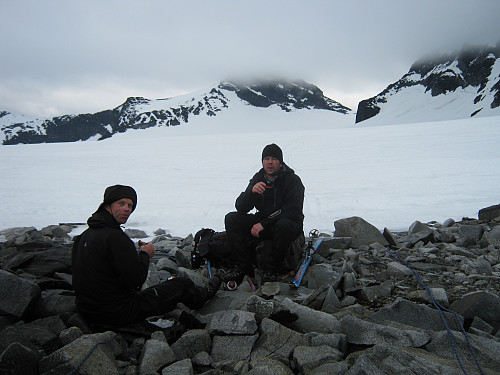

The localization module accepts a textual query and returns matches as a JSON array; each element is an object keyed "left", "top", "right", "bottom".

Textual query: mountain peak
[
  {"left": 356, "top": 43, "right": 500, "bottom": 124},
  {"left": 0, "top": 79, "right": 351, "bottom": 145}
]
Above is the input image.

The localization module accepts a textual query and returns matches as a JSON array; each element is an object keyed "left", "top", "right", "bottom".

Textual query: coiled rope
[{"left": 386, "top": 247, "right": 485, "bottom": 375}]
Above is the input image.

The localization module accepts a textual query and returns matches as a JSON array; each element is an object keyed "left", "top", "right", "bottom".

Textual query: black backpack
[{"left": 191, "top": 229, "right": 236, "bottom": 269}]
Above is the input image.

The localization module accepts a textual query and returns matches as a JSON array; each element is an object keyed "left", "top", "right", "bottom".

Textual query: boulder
[
  {"left": 334, "top": 217, "right": 388, "bottom": 247},
  {"left": 0, "top": 270, "right": 40, "bottom": 321},
  {"left": 38, "top": 331, "right": 122, "bottom": 375},
  {"left": 478, "top": 204, "right": 500, "bottom": 221},
  {"left": 449, "top": 291, "right": 500, "bottom": 331}
]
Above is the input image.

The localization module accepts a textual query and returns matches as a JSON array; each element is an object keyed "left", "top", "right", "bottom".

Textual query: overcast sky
[{"left": 1, "top": 0, "right": 499, "bottom": 118}]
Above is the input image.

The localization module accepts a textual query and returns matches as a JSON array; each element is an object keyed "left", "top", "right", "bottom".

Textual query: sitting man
[
  {"left": 223, "top": 143, "right": 305, "bottom": 284},
  {"left": 72, "top": 184, "right": 221, "bottom": 327}
]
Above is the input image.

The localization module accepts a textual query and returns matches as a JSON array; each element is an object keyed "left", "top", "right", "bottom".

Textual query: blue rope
[
  {"left": 387, "top": 248, "right": 485, "bottom": 375},
  {"left": 66, "top": 333, "right": 118, "bottom": 375}
]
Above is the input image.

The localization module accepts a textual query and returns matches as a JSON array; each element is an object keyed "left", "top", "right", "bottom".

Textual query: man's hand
[
  {"left": 140, "top": 242, "right": 155, "bottom": 258},
  {"left": 251, "top": 223, "right": 264, "bottom": 238},
  {"left": 252, "top": 182, "right": 268, "bottom": 195}
]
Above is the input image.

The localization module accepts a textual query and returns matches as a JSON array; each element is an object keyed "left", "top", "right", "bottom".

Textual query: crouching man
[{"left": 72, "top": 184, "right": 221, "bottom": 327}]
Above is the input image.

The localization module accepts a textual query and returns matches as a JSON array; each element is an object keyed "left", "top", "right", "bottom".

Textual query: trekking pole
[{"left": 290, "top": 229, "right": 322, "bottom": 288}]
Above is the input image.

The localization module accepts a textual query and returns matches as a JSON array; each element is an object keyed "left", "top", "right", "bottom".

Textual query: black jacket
[
  {"left": 72, "top": 209, "right": 150, "bottom": 324},
  {"left": 235, "top": 163, "right": 305, "bottom": 228}
]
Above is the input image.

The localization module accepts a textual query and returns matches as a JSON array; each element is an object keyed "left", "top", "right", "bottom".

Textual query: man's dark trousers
[{"left": 225, "top": 211, "right": 302, "bottom": 273}]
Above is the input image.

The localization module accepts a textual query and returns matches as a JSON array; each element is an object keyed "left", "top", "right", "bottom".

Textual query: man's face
[
  {"left": 106, "top": 198, "right": 134, "bottom": 224},
  {"left": 262, "top": 156, "right": 282, "bottom": 176}
]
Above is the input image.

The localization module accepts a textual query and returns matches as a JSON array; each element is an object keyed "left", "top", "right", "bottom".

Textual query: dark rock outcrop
[{"left": 356, "top": 43, "right": 500, "bottom": 123}]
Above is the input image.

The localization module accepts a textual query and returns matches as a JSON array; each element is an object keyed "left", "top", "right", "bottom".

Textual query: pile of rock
[{"left": 0, "top": 204, "right": 499, "bottom": 374}]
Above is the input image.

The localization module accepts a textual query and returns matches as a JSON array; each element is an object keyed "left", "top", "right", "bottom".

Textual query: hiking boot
[
  {"left": 262, "top": 270, "right": 280, "bottom": 283},
  {"left": 217, "top": 266, "right": 247, "bottom": 285},
  {"left": 207, "top": 275, "right": 222, "bottom": 298}
]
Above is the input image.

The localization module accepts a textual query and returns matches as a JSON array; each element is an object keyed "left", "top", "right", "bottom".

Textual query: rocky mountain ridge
[
  {"left": 0, "top": 80, "right": 350, "bottom": 145},
  {"left": 356, "top": 43, "right": 500, "bottom": 123},
  {"left": 0, "top": 204, "right": 499, "bottom": 374}
]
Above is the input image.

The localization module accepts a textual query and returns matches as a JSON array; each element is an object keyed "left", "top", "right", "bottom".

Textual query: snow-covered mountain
[
  {"left": 356, "top": 43, "right": 500, "bottom": 124},
  {"left": 0, "top": 80, "right": 351, "bottom": 145}
]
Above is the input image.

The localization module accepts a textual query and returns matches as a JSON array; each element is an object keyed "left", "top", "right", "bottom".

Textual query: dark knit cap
[
  {"left": 262, "top": 143, "right": 283, "bottom": 163},
  {"left": 97, "top": 185, "right": 137, "bottom": 212}
]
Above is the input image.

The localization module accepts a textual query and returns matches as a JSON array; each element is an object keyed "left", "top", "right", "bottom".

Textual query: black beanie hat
[
  {"left": 97, "top": 185, "right": 137, "bottom": 212},
  {"left": 262, "top": 143, "right": 283, "bottom": 163}
]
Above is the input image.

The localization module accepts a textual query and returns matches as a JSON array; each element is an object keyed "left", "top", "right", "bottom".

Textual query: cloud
[{"left": 1, "top": 0, "right": 499, "bottom": 117}]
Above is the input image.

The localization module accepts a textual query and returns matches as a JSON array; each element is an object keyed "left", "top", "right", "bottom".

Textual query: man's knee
[
  {"left": 272, "top": 218, "right": 301, "bottom": 238},
  {"left": 225, "top": 211, "right": 239, "bottom": 228}
]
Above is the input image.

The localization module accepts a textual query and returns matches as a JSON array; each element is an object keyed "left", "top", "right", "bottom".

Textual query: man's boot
[{"left": 207, "top": 275, "right": 222, "bottom": 298}]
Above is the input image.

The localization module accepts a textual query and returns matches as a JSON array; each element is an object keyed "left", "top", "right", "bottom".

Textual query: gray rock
[
  {"left": 307, "top": 263, "right": 342, "bottom": 289},
  {"left": 343, "top": 272, "right": 360, "bottom": 294},
  {"left": 171, "top": 329, "right": 211, "bottom": 360},
  {"left": 405, "top": 228, "right": 436, "bottom": 247},
  {"left": 386, "top": 261, "right": 413, "bottom": 277},
  {"left": 316, "top": 237, "right": 352, "bottom": 258},
  {"left": 360, "top": 281, "right": 394, "bottom": 303},
  {"left": 40, "top": 225, "right": 71, "bottom": 240},
  {"left": 248, "top": 357, "right": 294, "bottom": 375},
  {"left": 409, "top": 221, "right": 430, "bottom": 234},
  {"left": 478, "top": 204, "right": 500, "bottom": 221},
  {"left": 34, "top": 293, "right": 76, "bottom": 318},
  {"left": 308, "top": 361, "right": 349, "bottom": 374},
  {"left": 173, "top": 249, "right": 192, "bottom": 269},
  {"left": 457, "top": 225, "right": 484, "bottom": 247},
  {"left": 367, "top": 299, "right": 464, "bottom": 332},
  {"left": 304, "top": 332, "right": 347, "bottom": 354},
  {"left": 5, "top": 247, "right": 72, "bottom": 277},
  {"left": 161, "top": 358, "right": 194, "bottom": 375},
  {"left": 277, "top": 297, "right": 340, "bottom": 334},
  {"left": 211, "top": 334, "right": 258, "bottom": 362},
  {"left": 260, "top": 281, "right": 281, "bottom": 298},
  {"left": 426, "top": 330, "right": 500, "bottom": 372},
  {"left": 293, "top": 345, "right": 343, "bottom": 373},
  {"left": 334, "top": 217, "right": 388, "bottom": 247},
  {"left": 251, "top": 318, "right": 306, "bottom": 364},
  {"left": 442, "top": 218, "right": 456, "bottom": 227},
  {"left": 206, "top": 310, "right": 258, "bottom": 335},
  {"left": 345, "top": 344, "right": 481, "bottom": 375},
  {"left": 244, "top": 295, "right": 275, "bottom": 322},
  {"left": 191, "top": 351, "right": 212, "bottom": 367},
  {"left": 0, "top": 342, "right": 41, "bottom": 375},
  {"left": 470, "top": 316, "right": 494, "bottom": 335},
  {"left": 138, "top": 335, "right": 176, "bottom": 374},
  {"left": 39, "top": 331, "right": 122, "bottom": 375},
  {"left": 0, "top": 270, "right": 40, "bottom": 320},
  {"left": 340, "top": 315, "right": 430, "bottom": 347},
  {"left": 321, "top": 285, "right": 342, "bottom": 313},
  {"left": 155, "top": 256, "right": 178, "bottom": 273},
  {"left": 0, "top": 227, "right": 52, "bottom": 250},
  {"left": 197, "top": 289, "right": 253, "bottom": 315},
  {"left": 59, "top": 326, "right": 83, "bottom": 346},
  {"left": 480, "top": 226, "right": 500, "bottom": 247},
  {"left": 123, "top": 228, "right": 148, "bottom": 238},
  {"left": 449, "top": 291, "right": 500, "bottom": 332}
]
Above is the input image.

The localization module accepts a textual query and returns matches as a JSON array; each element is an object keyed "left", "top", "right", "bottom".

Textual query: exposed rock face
[
  {"left": 0, "top": 203, "right": 499, "bottom": 374},
  {"left": 356, "top": 43, "right": 500, "bottom": 123},
  {"left": 0, "top": 79, "right": 351, "bottom": 145}
]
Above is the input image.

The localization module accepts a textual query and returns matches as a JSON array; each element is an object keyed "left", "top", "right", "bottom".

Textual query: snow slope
[{"left": 1, "top": 112, "right": 499, "bottom": 239}]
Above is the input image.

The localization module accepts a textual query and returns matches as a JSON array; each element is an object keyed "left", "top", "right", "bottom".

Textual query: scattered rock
[{"left": 1, "top": 205, "right": 499, "bottom": 374}]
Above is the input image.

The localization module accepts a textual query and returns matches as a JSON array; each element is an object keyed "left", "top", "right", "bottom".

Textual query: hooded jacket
[
  {"left": 72, "top": 209, "right": 150, "bottom": 324},
  {"left": 235, "top": 163, "right": 305, "bottom": 229}
]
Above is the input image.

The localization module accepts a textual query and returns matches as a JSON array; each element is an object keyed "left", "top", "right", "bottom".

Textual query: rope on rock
[
  {"left": 66, "top": 333, "right": 119, "bottom": 375},
  {"left": 386, "top": 247, "right": 485, "bottom": 375}
]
